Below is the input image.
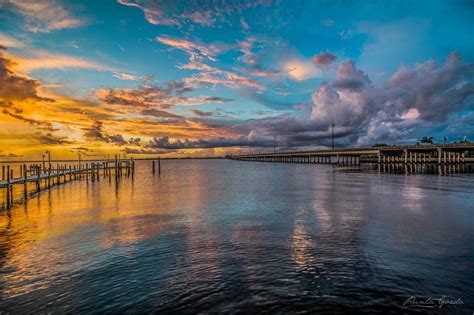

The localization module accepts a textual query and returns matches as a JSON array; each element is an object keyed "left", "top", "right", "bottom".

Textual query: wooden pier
[
  {"left": 0, "top": 155, "right": 138, "bottom": 209},
  {"left": 229, "top": 143, "right": 474, "bottom": 175}
]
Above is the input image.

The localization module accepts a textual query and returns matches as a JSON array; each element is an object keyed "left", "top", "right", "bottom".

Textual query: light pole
[
  {"left": 331, "top": 123, "right": 335, "bottom": 150},
  {"left": 45, "top": 150, "right": 51, "bottom": 171},
  {"left": 42, "top": 154, "right": 45, "bottom": 172},
  {"left": 274, "top": 136, "right": 276, "bottom": 153},
  {"left": 444, "top": 136, "right": 447, "bottom": 145},
  {"left": 78, "top": 152, "right": 81, "bottom": 169}
]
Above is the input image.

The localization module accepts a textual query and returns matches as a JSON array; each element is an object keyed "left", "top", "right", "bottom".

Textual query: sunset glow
[{"left": 0, "top": 0, "right": 473, "bottom": 160}]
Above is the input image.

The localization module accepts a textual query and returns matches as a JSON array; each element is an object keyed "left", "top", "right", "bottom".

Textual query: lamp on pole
[
  {"left": 45, "top": 150, "right": 51, "bottom": 171},
  {"left": 444, "top": 136, "right": 447, "bottom": 145},
  {"left": 331, "top": 123, "right": 335, "bottom": 150},
  {"left": 78, "top": 152, "right": 81, "bottom": 169},
  {"left": 42, "top": 154, "right": 45, "bottom": 172}
]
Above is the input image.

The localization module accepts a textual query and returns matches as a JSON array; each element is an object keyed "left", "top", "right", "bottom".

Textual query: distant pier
[{"left": 229, "top": 143, "right": 474, "bottom": 175}]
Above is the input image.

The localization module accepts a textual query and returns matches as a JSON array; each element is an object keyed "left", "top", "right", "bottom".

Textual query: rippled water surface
[{"left": 1, "top": 160, "right": 473, "bottom": 313}]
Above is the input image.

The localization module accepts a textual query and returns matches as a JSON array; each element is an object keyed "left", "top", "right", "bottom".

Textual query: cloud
[
  {"left": 10, "top": 50, "right": 118, "bottom": 74},
  {"left": 0, "top": 33, "right": 25, "bottom": 48},
  {"left": 0, "top": 151, "right": 22, "bottom": 158},
  {"left": 82, "top": 121, "right": 127, "bottom": 146},
  {"left": 0, "top": 49, "right": 53, "bottom": 101},
  {"left": 185, "top": 70, "right": 263, "bottom": 90},
  {"left": 145, "top": 134, "right": 272, "bottom": 150},
  {"left": 139, "top": 108, "right": 182, "bottom": 118},
  {"left": 95, "top": 81, "right": 231, "bottom": 109},
  {"left": 123, "top": 147, "right": 171, "bottom": 155},
  {"left": 233, "top": 52, "right": 474, "bottom": 148},
  {"left": 156, "top": 35, "right": 264, "bottom": 91},
  {"left": 321, "top": 19, "right": 335, "bottom": 27},
  {"left": 240, "top": 16, "right": 250, "bottom": 30},
  {"left": 113, "top": 72, "right": 143, "bottom": 81},
  {"left": 1, "top": 0, "right": 85, "bottom": 32},
  {"left": 35, "top": 132, "right": 72, "bottom": 145},
  {"left": 237, "top": 64, "right": 281, "bottom": 77},
  {"left": 156, "top": 35, "right": 224, "bottom": 61},
  {"left": 236, "top": 37, "right": 259, "bottom": 64},
  {"left": 312, "top": 52, "right": 337, "bottom": 68},
  {"left": 190, "top": 109, "right": 213, "bottom": 117},
  {"left": 117, "top": 0, "right": 272, "bottom": 29},
  {"left": 2, "top": 108, "right": 54, "bottom": 130}
]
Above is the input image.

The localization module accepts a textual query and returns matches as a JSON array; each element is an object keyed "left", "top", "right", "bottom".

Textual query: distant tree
[
  {"left": 420, "top": 136, "right": 434, "bottom": 144},
  {"left": 372, "top": 143, "right": 389, "bottom": 147}
]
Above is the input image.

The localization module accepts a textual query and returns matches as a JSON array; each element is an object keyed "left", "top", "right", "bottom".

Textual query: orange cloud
[{"left": 8, "top": 50, "right": 118, "bottom": 74}]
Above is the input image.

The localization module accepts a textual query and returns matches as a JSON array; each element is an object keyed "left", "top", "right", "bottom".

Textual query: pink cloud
[{"left": 312, "top": 52, "right": 337, "bottom": 68}]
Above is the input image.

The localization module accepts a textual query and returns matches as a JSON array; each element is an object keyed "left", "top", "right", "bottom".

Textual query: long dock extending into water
[
  {"left": 0, "top": 155, "right": 139, "bottom": 209},
  {"left": 229, "top": 143, "right": 474, "bottom": 175}
]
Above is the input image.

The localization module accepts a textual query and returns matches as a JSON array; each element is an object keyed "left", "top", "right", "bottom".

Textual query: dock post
[
  {"left": 158, "top": 158, "right": 161, "bottom": 175},
  {"left": 23, "top": 163, "right": 27, "bottom": 200},
  {"left": 152, "top": 161, "right": 155, "bottom": 174},
  {"left": 92, "top": 163, "right": 96, "bottom": 182},
  {"left": 114, "top": 155, "right": 118, "bottom": 177},
  {"left": 36, "top": 166, "right": 40, "bottom": 192},
  {"left": 2, "top": 165, "right": 4, "bottom": 181},
  {"left": 6, "top": 165, "right": 11, "bottom": 208}
]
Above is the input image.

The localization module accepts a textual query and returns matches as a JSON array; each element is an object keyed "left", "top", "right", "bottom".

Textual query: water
[{"left": 0, "top": 160, "right": 473, "bottom": 313}]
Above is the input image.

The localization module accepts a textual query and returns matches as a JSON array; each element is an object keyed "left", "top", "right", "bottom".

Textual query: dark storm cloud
[
  {"left": 232, "top": 52, "right": 474, "bottom": 147},
  {"left": 146, "top": 134, "right": 273, "bottom": 150}
]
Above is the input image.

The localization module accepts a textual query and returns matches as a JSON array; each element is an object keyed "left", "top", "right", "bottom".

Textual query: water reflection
[{"left": 0, "top": 160, "right": 473, "bottom": 313}]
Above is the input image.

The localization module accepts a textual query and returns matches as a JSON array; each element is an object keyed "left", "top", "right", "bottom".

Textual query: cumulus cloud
[
  {"left": 235, "top": 52, "right": 474, "bottom": 148},
  {"left": 309, "top": 53, "right": 474, "bottom": 144},
  {"left": 1, "top": 0, "right": 85, "bottom": 32},
  {"left": 312, "top": 52, "right": 337, "bottom": 68}
]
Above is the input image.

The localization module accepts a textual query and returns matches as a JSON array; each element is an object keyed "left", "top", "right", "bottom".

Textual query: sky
[{"left": 0, "top": 0, "right": 473, "bottom": 160}]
